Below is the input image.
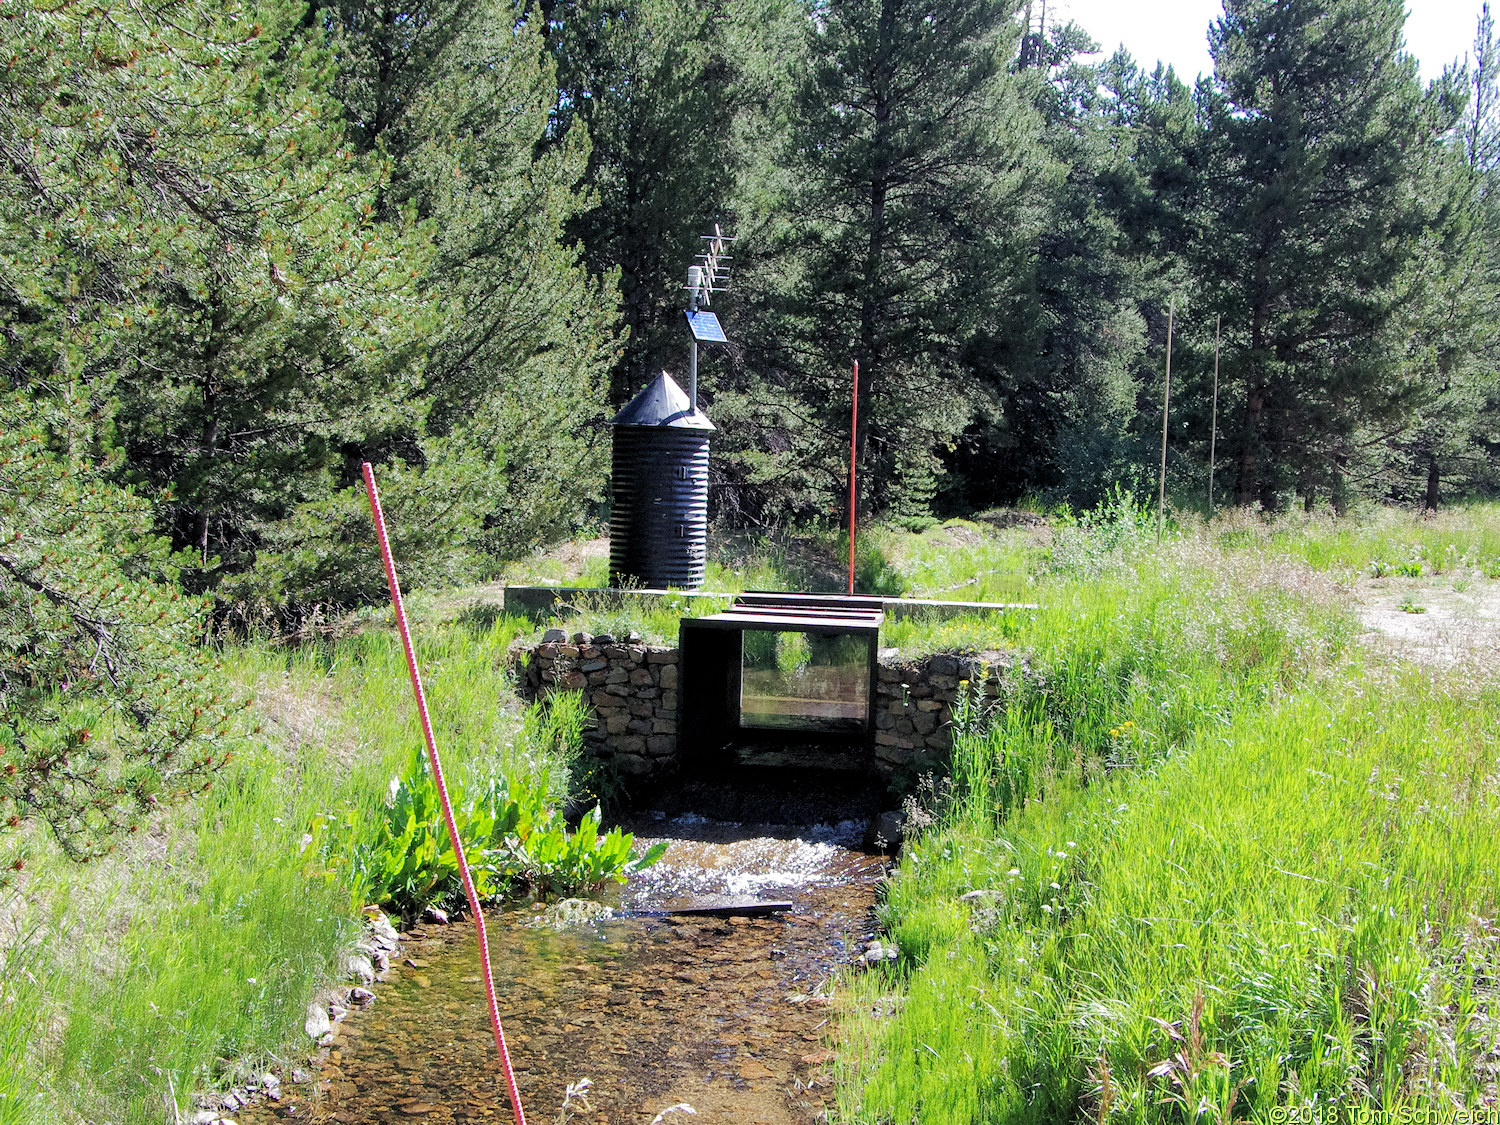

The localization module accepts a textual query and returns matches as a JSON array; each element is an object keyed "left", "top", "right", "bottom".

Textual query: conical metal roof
[{"left": 610, "top": 371, "right": 714, "bottom": 430}]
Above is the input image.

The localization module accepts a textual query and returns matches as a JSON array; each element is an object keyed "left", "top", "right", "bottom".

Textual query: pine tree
[
  {"left": 0, "top": 391, "right": 248, "bottom": 868},
  {"left": 280, "top": 0, "right": 622, "bottom": 596},
  {"left": 1200, "top": 0, "right": 1439, "bottom": 509},
  {"left": 955, "top": 36, "right": 1161, "bottom": 509},
  {"left": 534, "top": 0, "right": 722, "bottom": 402},
  {"left": 2, "top": 0, "right": 436, "bottom": 615},
  {"left": 1381, "top": 6, "right": 1500, "bottom": 509},
  {"left": 761, "top": 0, "right": 1049, "bottom": 518}
]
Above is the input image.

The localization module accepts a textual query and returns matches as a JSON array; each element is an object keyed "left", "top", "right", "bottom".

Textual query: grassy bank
[
  {"left": 0, "top": 610, "right": 562, "bottom": 1123},
  {"left": 7, "top": 501, "right": 1498, "bottom": 1121},
  {"left": 836, "top": 508, "right": 1500, "bottom": 1121}
]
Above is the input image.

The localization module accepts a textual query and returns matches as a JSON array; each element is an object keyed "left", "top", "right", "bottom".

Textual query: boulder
[
  {"left": 867, "top": 810, "right": 906, "bottom": 849},
  {"left": 304, "top": 1003, "right": 331, "bottom": 1040}
]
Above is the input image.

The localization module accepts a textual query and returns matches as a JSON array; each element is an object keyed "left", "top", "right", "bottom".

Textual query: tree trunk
[
  {"left": 195, "top": 296, "right": 226, "bottom": 569},
  {"left": 1331, "top": 457, "right": 1350, "bottom": 516},
  {"left": 1425, "top": 453, "right": 1440, "bottom": 512},
  {"left": 196, "top": 411, "right": 218, "bottom": 568},
  {"left": 1236, "top": 297, "right": 1271, "bottom": 507},
  {"left": 1234, "top": 384, "right": 1264, "bottom": 507}
]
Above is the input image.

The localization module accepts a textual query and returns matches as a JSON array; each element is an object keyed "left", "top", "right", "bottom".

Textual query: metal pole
[
  {"left": 1208, "top": 313, "right": 1220, "bottom": 518},
  {"left": 688, "top": 269, "right": 700, "bottom": 414},
  {"left": 362, "top": 463, "right": 529, "bottom": 1125},
  {"left": 1158, "top": 297, "right": 1174, "bottom": 541},
  {"left": 848, "top": 359, "right": 859, "bottom": 595}
]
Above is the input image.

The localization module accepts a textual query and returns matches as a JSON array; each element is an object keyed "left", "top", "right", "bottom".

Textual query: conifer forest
[
  {"left": 13, "top": 3, "right": 1500, "bottom": 1122},
  {"left": 9, "top": 0, "right": 1500, "bottom": 618}
]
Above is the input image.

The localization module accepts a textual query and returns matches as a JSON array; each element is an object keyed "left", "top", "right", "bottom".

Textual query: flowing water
[{"left": 235, "top": 778, "right": 889, "bottom": 1125}]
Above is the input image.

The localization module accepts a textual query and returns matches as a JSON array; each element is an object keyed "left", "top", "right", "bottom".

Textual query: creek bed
[{"left": 237, "top": 782, "right": 889, "bottom": 1124}]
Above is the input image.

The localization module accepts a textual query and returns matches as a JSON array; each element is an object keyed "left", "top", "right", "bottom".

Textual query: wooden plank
[
  {"left": 718, "top": 606, "right": 883, "bottom": 624},
  {"left": 693, "top": 612, "right": 881, "bottom": 631},
  {"left": 625, "top": 898, "right": 795, "bottom": 918}
]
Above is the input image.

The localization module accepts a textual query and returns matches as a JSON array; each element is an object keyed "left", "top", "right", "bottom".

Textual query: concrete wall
[{"left": 514, "top": 633, "right": 1016, "bottom": 783}]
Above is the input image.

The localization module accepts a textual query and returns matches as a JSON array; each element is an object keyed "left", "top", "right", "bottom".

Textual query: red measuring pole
[
  {"left": 361, "top": 463, "right": 528, "bottom": 1125},
  {"left": 848, "top": 359, "right": 859, "bottom": 595}
]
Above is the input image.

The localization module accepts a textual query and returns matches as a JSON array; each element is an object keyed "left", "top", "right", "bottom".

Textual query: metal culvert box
[{"left": 609, "top": 371, "right": 714, "bottom": 589}]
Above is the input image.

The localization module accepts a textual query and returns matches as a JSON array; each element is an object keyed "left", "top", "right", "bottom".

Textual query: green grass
[
  {"left": 870, "top": 520, "right": 1036, "bottom": 603},
  {"left": 835, "top": 517, "right": 1500, "bottom": 1122},
  {"left": 532, "top": 587, "right": 734, "bottom": 646},
  {"left": 1262, "top": 502, "right": 1500, "bottom": 578},
  {"left": 843, "top": 670, "right": 1500, "bottom": 1121},
  {"left": 0, "top": 922, "right": 51, "bottom": 1125},
  {"left": 0, "top": 611, "right": 573, "bottom": 1122},
  {"left": 10, "top": 500, "right": 1500, "bottom": 1121}
]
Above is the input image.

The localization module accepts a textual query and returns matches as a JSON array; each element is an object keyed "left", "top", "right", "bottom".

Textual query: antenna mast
[{"left": 684, "top": 224, "right": 735, "bottom": 414}]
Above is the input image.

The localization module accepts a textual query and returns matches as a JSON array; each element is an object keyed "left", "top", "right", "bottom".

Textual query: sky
[{"left": 1048, "top": 0, "right": 1487, "bottom": 83}]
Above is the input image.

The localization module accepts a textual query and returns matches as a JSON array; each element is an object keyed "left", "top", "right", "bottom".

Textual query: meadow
[
  {"left": 3, "top": 500, "right": 1499, "bottom": 1121},
  {"left": 0, "top": 612, "right": 553, "bottom": 1123},
  {"left": 837, "top": 502, "right": 1500, "bottom": 1122}
]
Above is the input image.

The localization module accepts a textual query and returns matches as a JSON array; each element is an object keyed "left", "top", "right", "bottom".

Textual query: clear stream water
[{"left": 235, "top": 779, "right": 890, "bottom": 1125}]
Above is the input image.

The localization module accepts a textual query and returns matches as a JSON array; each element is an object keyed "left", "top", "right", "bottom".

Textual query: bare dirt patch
[{"left": 1353, "top": 573, "right": 1500, "bottom": 668}]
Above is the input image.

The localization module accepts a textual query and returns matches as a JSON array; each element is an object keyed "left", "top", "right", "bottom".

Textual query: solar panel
[{"left": 685, "top": 310, "right": 728, "bottom": 344}]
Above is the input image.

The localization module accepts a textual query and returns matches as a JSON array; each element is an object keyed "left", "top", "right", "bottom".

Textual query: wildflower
[{"left": 1040, "top": 903, "right": 1053, "bottom": 914}]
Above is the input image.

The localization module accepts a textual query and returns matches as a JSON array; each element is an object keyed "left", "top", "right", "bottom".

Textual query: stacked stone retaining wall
[
  {"left": 516, "top": 630, "right": 679, "bottom": 779},
  {"left": 871, "top": 651, "right": 1010, "bottom": 778},
  {"left": 514, "top": 633, "right": 1018, "bottom": 783}
]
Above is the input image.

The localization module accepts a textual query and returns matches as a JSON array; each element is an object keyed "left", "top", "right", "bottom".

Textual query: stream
[{"left": 234, "top": 778, "right": 890, "bottom": 1125}]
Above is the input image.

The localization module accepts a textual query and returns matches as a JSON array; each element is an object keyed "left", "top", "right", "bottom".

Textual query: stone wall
[
  {"left": 516, "top": 629, "right": 679, "bottom": 779},
  {"left": 871, "top": 651, "right": 1009, "bottom": 779},
  {"left": 515, "top": 632, "right": 1015, "bottom": 784}
]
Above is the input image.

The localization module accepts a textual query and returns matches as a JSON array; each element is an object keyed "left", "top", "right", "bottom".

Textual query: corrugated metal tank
[{"left": 609, "top": 372, "right": 714, "bottom": 589}]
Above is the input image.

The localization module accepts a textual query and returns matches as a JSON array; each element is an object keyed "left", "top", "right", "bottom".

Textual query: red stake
[
  {"left": 362, "top": 463, "right": 528, "bottom": 1125},
  {"left": 848, "top": 359, "right": 859, "bottom": 595}
]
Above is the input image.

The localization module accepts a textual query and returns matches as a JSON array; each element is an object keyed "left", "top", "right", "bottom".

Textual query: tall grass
[
  {"left": 1259, "top": 503, "right": 1500, "bottom": 578},
  {"left": 836, "top": 521, "right": 1500, "bottom": 1121},
  {"left": 3, "top": 612, "right": 567, "bottom": 1122},
  {"left": 538, "top": 588, "right": 733, "bottom": 645},
  {"left": 871, "top": 519, "right": 1035, "bottom": 603},
  {"left": 844, "top": 671, "right": 1500, "bottom": 1121},
  {"left": 0, "top": 914, "right": 52, "bottom": 1125}
]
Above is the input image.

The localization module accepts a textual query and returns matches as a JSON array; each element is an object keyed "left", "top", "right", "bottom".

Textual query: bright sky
[{"left": 1049, "top": 0, "right": 1486, "bottom": 83}]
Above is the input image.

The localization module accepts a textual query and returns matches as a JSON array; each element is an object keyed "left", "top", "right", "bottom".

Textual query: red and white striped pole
[{"left": 362, "top": 463, "right": 528, "bottom": 1125}]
